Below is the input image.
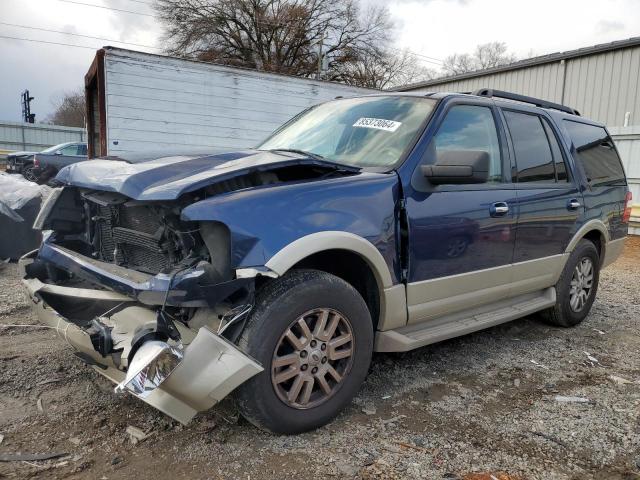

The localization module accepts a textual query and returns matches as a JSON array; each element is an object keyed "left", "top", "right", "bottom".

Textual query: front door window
[{"left": 429, "top": 105, "right": 503, "bottom": 183}]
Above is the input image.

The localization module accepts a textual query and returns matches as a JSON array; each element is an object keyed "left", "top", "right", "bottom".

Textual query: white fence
[
  {"left": 610, "top": 127, "right": 640, "bottom": 234},
  {"left": 0, "top": 121, "right": 86, "bottom": 155}
]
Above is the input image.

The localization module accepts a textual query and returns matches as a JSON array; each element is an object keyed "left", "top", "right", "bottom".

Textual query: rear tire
[
  {"left": 541, "top": 239, "right": 600, "bottom": 327},
  {"left": 234, "top": 269, "right": 373, "bottom": 434}
]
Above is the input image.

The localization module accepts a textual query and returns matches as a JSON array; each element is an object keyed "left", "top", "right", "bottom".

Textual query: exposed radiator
[{"left": 94, "top": 203, "right": 175, "bottom": 274}]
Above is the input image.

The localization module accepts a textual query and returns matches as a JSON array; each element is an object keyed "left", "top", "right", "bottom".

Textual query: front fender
[{"left": 181, "top": 172, "right": 401, "bottom": 284}]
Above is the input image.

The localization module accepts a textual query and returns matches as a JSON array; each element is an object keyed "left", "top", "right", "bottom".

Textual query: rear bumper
[{"left": 19, "top": 251, "right": 263, "bottom": 424}]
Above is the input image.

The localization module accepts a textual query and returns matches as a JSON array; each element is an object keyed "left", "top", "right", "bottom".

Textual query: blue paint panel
[
  {"left": 581, "top": 186, "right": 628, "bottom": 241},
  {"left": 512, "top": 186, "right": 583, "bottom": 262},
  {"left": 406, "top": 189, "right": 518, "bottom": 282},
  {"left": 181, "top": 172, "right": 402, "bottom": 282}
]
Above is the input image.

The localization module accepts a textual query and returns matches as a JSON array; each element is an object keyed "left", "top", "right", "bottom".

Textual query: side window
[
  {"left": 429, "top": 105, "right": 502, "bottom": 182},
  {"left": 563, "top": 120, "right": 626, "bottom": 187},
  {"left": 78, "top": 144, "right": 87, "bottom": 156},
  {"left": 60, "top": 145, "right": 79, "bottom": 156},
  {"left": 504, "top": 111, "right": 555, "bottom": 183},
  {"left": 542, "top": 120, "right": 568, "bottom": 182}
]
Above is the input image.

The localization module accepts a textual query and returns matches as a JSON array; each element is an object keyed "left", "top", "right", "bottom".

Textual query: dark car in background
[
  {"left": 31, "top": 142, "right": 87, "bottom": 184},
  {"left": 6, "top": 150, "right": 38, "bottom": 175},
  {"left": 7, "top": 142, "right": 86, "bottom": 182}
]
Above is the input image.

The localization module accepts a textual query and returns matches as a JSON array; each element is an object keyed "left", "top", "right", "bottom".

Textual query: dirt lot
[{"left": 1, "top": 239, "right": 640, "bottom": 480}]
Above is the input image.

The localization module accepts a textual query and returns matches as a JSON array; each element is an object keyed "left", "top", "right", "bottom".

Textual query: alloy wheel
[
  {"left": 569, "top": 257, "right": 594, "bottom": 312},
  {"left": 271, "top": 308, "right": 354, "bottom": 409}
]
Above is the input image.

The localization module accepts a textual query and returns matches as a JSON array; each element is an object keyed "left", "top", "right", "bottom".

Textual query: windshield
[
  {"left": 41, "top": 142, "right": 70, "bottom": 154},
  {"left": 258, "top": 96, "right": 437, "bottom": 168}
]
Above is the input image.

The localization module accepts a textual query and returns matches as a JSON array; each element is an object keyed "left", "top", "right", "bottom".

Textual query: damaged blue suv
[{"left": 21, "top": 90, "right": 630, "bottom": 433}]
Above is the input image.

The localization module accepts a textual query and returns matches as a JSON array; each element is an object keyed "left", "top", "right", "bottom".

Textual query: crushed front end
[{"left": 20, "top": 186, "right": 263, "bottom": 424}]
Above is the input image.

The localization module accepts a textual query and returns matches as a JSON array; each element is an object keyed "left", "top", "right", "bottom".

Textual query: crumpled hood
[{"left": 55, "top": 150, "right": 358, "bottom": 201}]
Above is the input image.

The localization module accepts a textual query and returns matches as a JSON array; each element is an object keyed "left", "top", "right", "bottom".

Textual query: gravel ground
[{"left": 1, "top": 239, "right": 640, "bottom": 480}]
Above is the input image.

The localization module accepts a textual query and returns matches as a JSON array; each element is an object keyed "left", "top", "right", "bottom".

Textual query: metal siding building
[
  {"left": 398, "top": 37, "right": 640, "bottom": 128},
  {"left": 397, "top": 37, "right": 640, "bottom": 233}
]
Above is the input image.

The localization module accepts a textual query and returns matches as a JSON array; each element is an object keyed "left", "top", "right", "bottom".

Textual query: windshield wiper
[
  {"left": 268, "top": 148, "right": 326, "bottom": 161},
  {"left": 267, "top": 148, "right": 361, "bottom": 172}
]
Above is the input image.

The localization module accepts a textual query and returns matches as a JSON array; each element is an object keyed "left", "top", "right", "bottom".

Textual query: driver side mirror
[
  {"left": 55, "top": 151, "right": 63, "bottom": 155},
  {"left": 421, "top": 150, "right": 489, "bottom": 184}
]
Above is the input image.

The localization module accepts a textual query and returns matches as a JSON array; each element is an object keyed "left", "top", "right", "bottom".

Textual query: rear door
[
  {"left": 562, "top": 120, "right": 629, "bottom": 242},
  {"left": 501, "top": 108, "right": 583, "bottom": 295}
]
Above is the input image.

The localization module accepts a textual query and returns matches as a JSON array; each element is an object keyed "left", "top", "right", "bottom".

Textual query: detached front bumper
[{"left": 19, "top": 251, "right": 263, "bottom": 424}]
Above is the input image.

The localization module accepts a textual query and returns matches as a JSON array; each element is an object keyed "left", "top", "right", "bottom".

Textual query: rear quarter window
[{"left": 563, "top": 120, "right": 626, "bottom": 187}]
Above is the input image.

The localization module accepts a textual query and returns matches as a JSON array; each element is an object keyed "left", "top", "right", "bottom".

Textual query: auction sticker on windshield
[{"left": 353, "top": 118, "right": 402, "bottom": 132}]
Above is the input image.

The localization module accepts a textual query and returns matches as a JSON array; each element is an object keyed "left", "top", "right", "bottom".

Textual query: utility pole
[
  {"left": 21, "top": 90, "right": 35, "bottom": 123},
  {"left": 316, "top": 31, "right": 327, "bottom": 80}
]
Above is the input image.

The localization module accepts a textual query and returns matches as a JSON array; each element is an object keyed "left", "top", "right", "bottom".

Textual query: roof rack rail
[{"left": 472, "top": 88, "right": 580, "bottom": 116}]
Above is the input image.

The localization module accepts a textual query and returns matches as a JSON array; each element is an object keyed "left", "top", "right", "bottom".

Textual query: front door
[{"left": 404, "top": 101, "right": 517, "bottom": 324}]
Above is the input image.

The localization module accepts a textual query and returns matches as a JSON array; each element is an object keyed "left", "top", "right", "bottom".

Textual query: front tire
[
  {"left": 541, "top": 239, "right": 600, "bottom": 327},
  {"left": 234, "top": 269, "right": 373, "bottom": 434},
  {"left": 22, "top": 164, "right": 37, "bottom": 182}
]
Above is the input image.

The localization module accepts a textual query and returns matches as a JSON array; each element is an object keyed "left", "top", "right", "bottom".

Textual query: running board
[{"left": 374, "top": 287, "right": 556, "bottom": 352}]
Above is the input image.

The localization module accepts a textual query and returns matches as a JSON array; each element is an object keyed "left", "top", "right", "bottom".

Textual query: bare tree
[
  {"left": 442, "top": 42, "right": 517, "bottom": 75},
  {"left": 44, "top": 89, "right": 85, "bottom": 127},
  {"left": 331, "top": 48, "right": 435, "bottom": 89},
  {"left": 154, "top": 0, "right": 414, "bottom": 87},
  {"left": 474, "top": 42, "right": 517, "bottom": 69},
  {"left": 441, "top": 52, "right": 475, "bottom": 76}
]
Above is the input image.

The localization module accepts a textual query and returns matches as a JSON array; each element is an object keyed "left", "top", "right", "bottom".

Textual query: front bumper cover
[
  {"left": 36, "top": 240, "right": 253, "bottom": 308},
  {"left": 19, "top": 251, "right": 263, "bottom": 424}
]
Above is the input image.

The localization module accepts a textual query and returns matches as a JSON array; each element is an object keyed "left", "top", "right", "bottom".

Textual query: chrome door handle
[
  {"left": 567, "top": 199, "right": 581, "bottom": 210},
  {"left": 490, "top": 202, "right": 509, "bottom": 217}
]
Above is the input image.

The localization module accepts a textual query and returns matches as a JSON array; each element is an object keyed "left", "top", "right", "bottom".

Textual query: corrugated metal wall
[
  {"left": 0, "top": 121, "right": 86, "bottom": 153},
  {"left": 416, "top": 62, "right": 566, "bottom": 105},
  {"left": 406, "top": 45, "right": 640, "bottom": 128},
  {"left": 563, "top": 47, "right": 640, "bottom": 127},
  {"left": 103, "top": 49, "right": 375, "bottom": 156}
]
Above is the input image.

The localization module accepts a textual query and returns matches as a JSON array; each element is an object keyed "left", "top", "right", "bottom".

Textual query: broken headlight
[
  {"left": 33, "top": 187, "right": 63, "bottom": 230},
  {"left": 115, "top": 341, "right": 183, "bottom": 399}
]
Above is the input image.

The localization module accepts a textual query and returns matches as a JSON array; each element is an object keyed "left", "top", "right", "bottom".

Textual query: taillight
[
  {"left": 622, "top": 191, "right": 632, "bottom": 223},
  {"left": 33, "top": 156, "right": 39, "bottom": 168}
]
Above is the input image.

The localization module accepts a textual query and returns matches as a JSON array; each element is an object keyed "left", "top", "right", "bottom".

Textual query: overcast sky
[{"left": 1, "top": 0, "right": 639, "bottom": 122}]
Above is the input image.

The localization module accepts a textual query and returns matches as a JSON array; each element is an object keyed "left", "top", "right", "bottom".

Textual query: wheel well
[
  {"left": 582, "top": 230, "right": 605, "bottom": 261},
  {"left": 289, "top": 249, "right": 381, "bottom": 331}
]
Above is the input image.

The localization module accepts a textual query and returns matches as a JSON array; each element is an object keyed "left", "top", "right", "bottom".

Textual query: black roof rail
[{"left": 472, "top": 88, "right": 580, "bottom": 116}]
